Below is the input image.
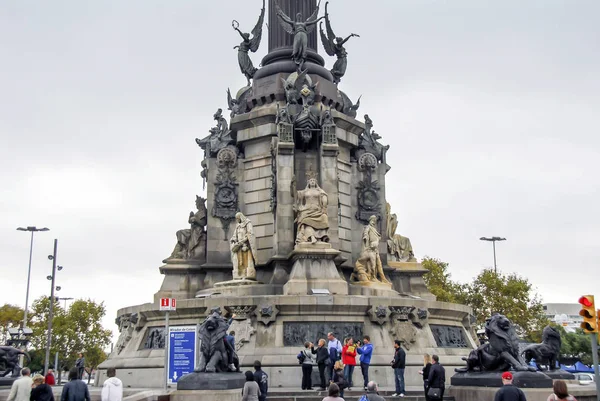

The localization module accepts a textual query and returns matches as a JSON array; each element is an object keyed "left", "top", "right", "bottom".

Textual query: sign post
[{"left": 159, "top": 298, "right": 176, "bottom": 391}]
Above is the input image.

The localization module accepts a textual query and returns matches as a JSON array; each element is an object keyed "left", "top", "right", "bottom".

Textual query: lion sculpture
[
  {"left": 455, "top": 313, "right": 536, "bottom": 373},
  {"left": 521, "top": 325, "right": 561, "bottom": 371},
  {"left": 195, "top": 309, "right": 239, "bottom": 373},
  {"left": 0, "top": 346, "right": 30, "bottom": 377}
]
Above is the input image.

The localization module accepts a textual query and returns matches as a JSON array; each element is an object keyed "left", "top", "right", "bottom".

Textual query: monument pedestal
[
  {"left": 451, "top": 371, "right": 552, "bottom": 388},
  {"left": 283, "top": 244, "right": 348, "bottom": 295},
  {"left": 349, "top": 280, "right": 398, "bottom": 297},
  {"left": 388, "top": 261, "right": 435, "bottom": 300},
  {"left": 154, "top": 260, "right": 204, "bottom": 302},
  {"left": 173, "top": 372, "right": 245, "bottom": 401}
]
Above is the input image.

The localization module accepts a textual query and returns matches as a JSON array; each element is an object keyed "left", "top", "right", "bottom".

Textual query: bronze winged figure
[
  {"left": 232, "top": 0, "right": 265, "bottom": 86},
  {"left": 319, "top": 1, "right": 359, "bottom": 84},
  {"left": 275, "top": 0, "right": 324, "bottom": 71}
]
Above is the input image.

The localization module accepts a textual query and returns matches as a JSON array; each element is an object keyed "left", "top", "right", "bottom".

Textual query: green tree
[
  {"left": 84, "top": 345, "right": 108, "bottom": 384},
  {"left": 558, "top": 326, "right": 596, "bottom": 365},
  {"left": 27, "top": 296, "right": 112, "bottom": 377},
  {"left": 461, "top": 269, "right": 548, "bottom": 341},
  {"left": 0, "top": 304, "right": 25, "bottom": 344},
  {"left": 422, "top": 257, "right": 465, "bottom": 303}
]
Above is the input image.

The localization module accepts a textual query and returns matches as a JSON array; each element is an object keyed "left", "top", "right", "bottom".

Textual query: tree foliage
[
  {"left": 27, "top": 297, "right": 112, "bottom": 373},
  {"left": 556, "top": 326, "right": 597, "bottom": 366},
  {"left": 422, "top": 258, "right": 548, "bottom": 341},
  {"left": 0, "top": 304, "right": 25, "bottom": 344}
]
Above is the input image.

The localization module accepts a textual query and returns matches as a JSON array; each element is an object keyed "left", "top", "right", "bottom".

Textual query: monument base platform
[
  {"left": 0, "top": 377, "right": 17, "bottom": 387},
  {"left": 349, "top": 281, "right": 398, "bottom": 297},
  {"left": 171, "top": 388, "right": 243, "bottom": 401},
  {"left": 283, "top": 245, "right": 348, "bottom": 295},
  {"left": 544, "top": 369, "right": 576, "bottom": 380},
  {"left": 451, "top": 371, "right": 552, "bottom": 388},
  {"left": 176, "top": 371, "right": 245, "bottom": 390}
]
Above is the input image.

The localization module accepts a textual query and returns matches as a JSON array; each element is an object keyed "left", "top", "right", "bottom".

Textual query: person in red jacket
[
  {"left": 44, "top": 369, "right": 56, "bottom": 386},
  {"left": 341, "top": 337, "right": 357, "bottom": 390}
]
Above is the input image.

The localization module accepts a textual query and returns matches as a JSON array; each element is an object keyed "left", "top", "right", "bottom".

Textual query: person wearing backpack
[
  {"left": 313, "top": 339, "right": 330, "bottom": 391},
  {"left": 359, "top": 381, "right": 386, "bottom": 401},
  {"left": 300, "top": 341, "right": 316, "bottom": 390},
  {"left": 327, "top": 333, "right": 342, "bottom": 385}
]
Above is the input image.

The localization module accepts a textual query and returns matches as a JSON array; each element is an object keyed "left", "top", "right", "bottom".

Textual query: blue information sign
[{"left": 167, "top": 325, "right": 197, "bottom": 384}]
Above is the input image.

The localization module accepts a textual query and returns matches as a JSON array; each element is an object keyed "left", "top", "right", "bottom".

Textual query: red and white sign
[{"left": 159, "top": 298, "right": 176, "bottom": 311}]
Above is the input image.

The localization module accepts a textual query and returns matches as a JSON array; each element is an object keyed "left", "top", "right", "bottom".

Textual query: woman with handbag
[{"left": 418, "top": 354, "right": 432, "bottom": 400}]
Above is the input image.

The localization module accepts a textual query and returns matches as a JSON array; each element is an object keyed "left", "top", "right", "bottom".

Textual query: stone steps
[{"left": 267, "top": 390, "right": 455, "bottom": 401}]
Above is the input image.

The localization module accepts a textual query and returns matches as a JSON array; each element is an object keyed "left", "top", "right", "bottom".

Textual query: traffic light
[{"left": 578, "top": 295, "right": 598, "bottom": 333}]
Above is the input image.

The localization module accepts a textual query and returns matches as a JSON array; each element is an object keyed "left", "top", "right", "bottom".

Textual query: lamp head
[
  {"left": 46, "top": 275, "right": 53, "bottom": 281},
  {"left": 48, "top": 255, "right": 54, "bottom": 260}
]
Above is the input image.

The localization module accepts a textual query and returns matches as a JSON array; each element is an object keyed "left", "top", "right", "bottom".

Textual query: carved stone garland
[{"left": 213, "top": 147, "right": 239, "bottom": 239}]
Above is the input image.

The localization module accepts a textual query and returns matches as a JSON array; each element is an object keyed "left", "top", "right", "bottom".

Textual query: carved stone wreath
[
  {"left": 255, "top": 303, "right": 279, "bottom": 326},
  {"left": 358, "top": 152, "right": 377, "bottom": 172},
  {"left": 390, "top": 306, "right": 415, "bottom": 321},
  {"left": 216, "top": 147, "right": 238, "bottom": 168},
  {"left": 225, "top": 305, "right": 256, "bottom": 320},
  {"left": 368, "top": 305, "right": 390, "bottom": 326}
]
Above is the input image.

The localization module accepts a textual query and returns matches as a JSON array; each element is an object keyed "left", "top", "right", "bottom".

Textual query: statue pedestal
[
  {"left": 173, "top": 372, "right": 245, "bottom": 401},
  {"left": 283, "top": 244, "right": 348, "bottom": 295},
  {"left": 388, "top": 261, "right": 435, "bottom": 301},
  {"left": 214, "top": 278, "right": 261, "bottom": 288},
  {"left": 154, "top": 259, "right": 204, "bottom": 303},
  {"left": 196, "top": 278, "right": 275, "bottom": 298},
  {"left": 349, "top": 280, "right": 398, "bottom": 297},
  {"left": 451, "top": 371, "right": 552, "bottom": 388}
]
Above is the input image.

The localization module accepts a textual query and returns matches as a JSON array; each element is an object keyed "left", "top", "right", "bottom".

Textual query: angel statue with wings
[
  {"left": 275, "top": 0, "right": 324, "bottom": 71},
  {"left": 319, "top": 2, "right": 359, "bottom": 84},
  {"left": 232, "top": 0, "right": 265, "bottom": 86}
]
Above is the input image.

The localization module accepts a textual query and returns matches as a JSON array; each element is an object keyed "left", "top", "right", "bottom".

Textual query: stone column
[
  {"left": 273, "top": 139, "right": 295, "bottom": 257},
  {"left": 319, "top": 142, "right": 340, "bottom": 251},
  {"left": 267, "top": 0, "right": 318, "bottom": 52}
]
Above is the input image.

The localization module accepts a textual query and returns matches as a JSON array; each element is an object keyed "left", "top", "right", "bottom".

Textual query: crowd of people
[{"left": 6, "top": 366, "right": 123, "bottom": 401}]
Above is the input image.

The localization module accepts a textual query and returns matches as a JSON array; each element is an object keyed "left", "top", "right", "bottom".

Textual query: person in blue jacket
[{"left": 356, "top": 335, "right": 374, "bottom": 390}]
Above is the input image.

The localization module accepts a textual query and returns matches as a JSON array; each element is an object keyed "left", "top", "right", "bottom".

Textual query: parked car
[{"left": 575, "top": 373, "right": 594, "bottom": 385}]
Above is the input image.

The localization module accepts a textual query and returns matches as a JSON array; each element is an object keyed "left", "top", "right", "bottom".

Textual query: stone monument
[{"left": 99, "top": 0, "right": 479, "bottom": 392}]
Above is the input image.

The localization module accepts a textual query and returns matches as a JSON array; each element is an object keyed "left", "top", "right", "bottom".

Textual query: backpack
[
  {"left": 358, "top": 395, "right": 369, "bottom": 401},
  {"left": 297, "top": 350, "right": 306, "bottom": 364}
]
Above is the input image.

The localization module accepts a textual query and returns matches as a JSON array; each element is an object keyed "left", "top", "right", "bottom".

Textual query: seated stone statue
[
  {"left": 167, "top": 196, "right": 207, "bottom": 261},
  {"left": 351, "top": 215, "right": 391, "bottom": 284},
  {"left": 294, "top": 176, "right": 330, "bottom": 244},
  {"left": 230, "top": 212, "right": 257, "bottom": 280},
  {"left": 386, "top": 202, "right": 417, "bottom": 262}
]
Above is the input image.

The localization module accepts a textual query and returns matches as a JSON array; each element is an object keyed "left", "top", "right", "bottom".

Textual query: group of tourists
[
  {"left": 6, "top": 367, "right": 123, "bottom": 401},
  {"left": 494, "top": 372, "right": 578, "bottom": 401}
]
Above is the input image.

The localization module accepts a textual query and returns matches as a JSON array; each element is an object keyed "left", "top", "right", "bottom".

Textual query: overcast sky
[{"left": 1, "top": 0, "right": 599, "bottom": 343}]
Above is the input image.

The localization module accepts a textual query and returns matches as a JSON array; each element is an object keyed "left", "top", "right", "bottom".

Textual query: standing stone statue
[
  {"left": 230, "top": 212, "right": 258, "bottom": 280},
  {"left": 294, "top": 175, "right": 330, "bottom": 244},
  {"left": 275, "top": 0, "right": 324, "bottom": 70},
  {"left": 351, "top": 215, "right": 391, "bottom": 284},
  {"left": 386, "top": 203, "right": 416, "bottom": 262},
  {"left": 319, "top": 2, "right": 359, "bottom": 84},
  {"left": 167, "top": 196, "right": 207, "bottom": 261},
  {"left": 232, "top": 0, "right": 265, "bottom": 86}
]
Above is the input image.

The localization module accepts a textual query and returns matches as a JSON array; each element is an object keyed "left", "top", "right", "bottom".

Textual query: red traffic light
[{"left": 579, "top": 296, "right": 594, "bottom": 307}]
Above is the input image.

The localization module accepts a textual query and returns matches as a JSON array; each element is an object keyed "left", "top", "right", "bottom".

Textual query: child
[{"left": 331, "top": 360, "right": 347, "bottom": 398}]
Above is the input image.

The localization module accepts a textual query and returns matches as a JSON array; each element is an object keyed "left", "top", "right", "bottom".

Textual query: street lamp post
[
  {"left": 44, "top": 239, "right": 62, "bottom": 375},
  {"left": 479, "top": 236, "right": 506, "bottom": 274},
  {"left": 16, "top": 226, "right": 50, "bottom": 328}
]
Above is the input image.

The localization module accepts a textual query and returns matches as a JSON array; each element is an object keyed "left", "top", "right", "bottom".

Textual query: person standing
[
  {"left": 75, "top": 353, "right": 85, "bottom": 380},
  {"left": 426, "top": 355, "right": 446, "bottom": 400},
  {"left": 418, "top": 354, "right": 432, "bottom": 400},
  {"left": 44, "top": 369, "right": 56, "bottom": 386},
  {"left": 341, "top": 337, "right": 357, "bottom": 390},
  {"left": 391, "top": 340, "right": 406, "bottom": 397},
  {"left": 547, "top": 380, "right": 577, "bottom": 401},
  {"left": 101, "top": 368, "right": 123, "bottom": 401},
  {"left": 327, "top": 333, "right": 342, "bottom": 383},
  {"left": 30, "top": 375, "right": 55, "bottom": 401},
  {"left": 7, "top": 368, "right": 32, "bottom": 401},
  {"left": 253, "top": 361, "right": 268, "bottom": 401},
  {"left": 494, "top": 372, "right": 527, "bottom": 401},
  {"left": 356, "top": 336, "right": 373, "bottom": 391},
  {"left": 242, "top": 371, "right": 261, "bottom": 401},
  {"left": 61, "top": 368, "right": 90, "bottom": 401},
  {"left": 313, "top": 339, "right": 329, "bottom": 391},
  {"left": 301, "top": 341, "right": 316, "bottom": 390}
]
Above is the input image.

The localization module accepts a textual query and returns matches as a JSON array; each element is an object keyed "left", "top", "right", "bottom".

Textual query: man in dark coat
[
  {"left": 75, "top": 353, "right": 85, "bottom": 380},
  {"left": 494, "top": 371, "right": 527, "bottom": 401},
  {"left": 253, "top": 360, "right": 268, "bottom": 401},
  {"left": 391, "top": 340, "right": 406, "bottom": 397},
  {"left": 427, "top": 354, "right": 446, "bottom": 400}
]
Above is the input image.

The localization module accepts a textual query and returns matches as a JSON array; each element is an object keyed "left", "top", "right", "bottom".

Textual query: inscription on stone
[
  {"left": 430, "top": 324, "right": 468, "bottom": 348},
  {"left": 283, "top": 322, "right": 364, "bottom": 346}
]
